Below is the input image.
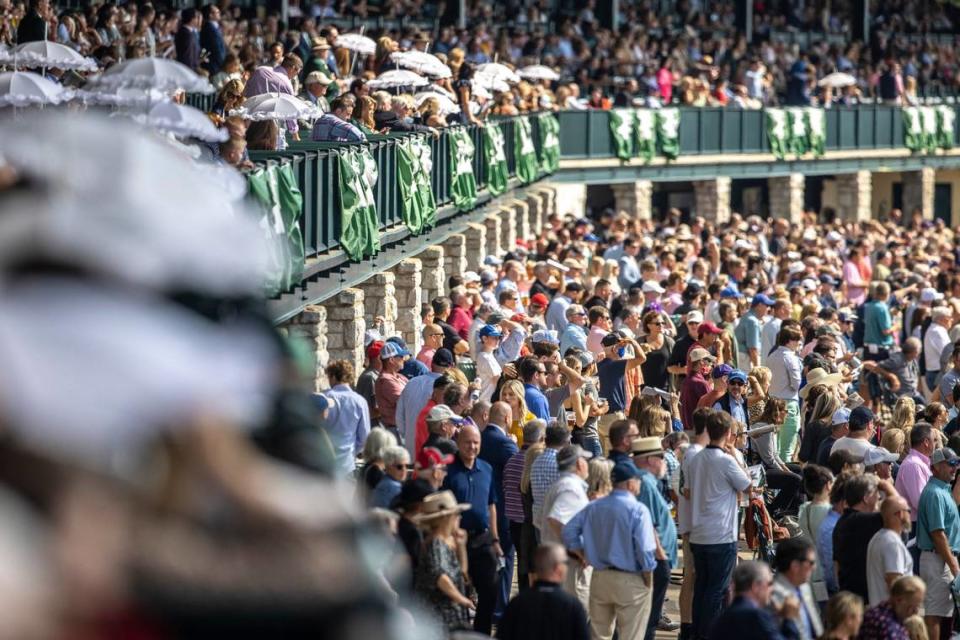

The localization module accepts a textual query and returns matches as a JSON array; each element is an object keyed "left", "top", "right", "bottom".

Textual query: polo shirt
[
  {"left": 917, "top": 477, "right": 960, "bottom": 552},
  {"left": 895, "top": 449, "right": 932, "bottom": 521},
  {"left": 638, "top": 468, "right": 678, "bottom": 567},
  {"left": 541, "top": 472, "right": 589, "bottom": 545},
  {"left": 597, "top": 358, "right": 629, "bottom": 412},
  {"left": 687, "top": 446, "right": 751, "bottom": 545},
  {"left": 524, "top": 383, "right": 551, "bottom": 421},
  {"left": 443, "top": 456, "right": 496, "bottom": 534},
  {"left": 877, "top": 352, "right": 919, "bottom": 398},
  {"left": 734, "top": 309, "right": 763, "bottom": 355}
]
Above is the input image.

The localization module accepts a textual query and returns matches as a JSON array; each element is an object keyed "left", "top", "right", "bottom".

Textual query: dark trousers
[
  {"left": 582, "top": 435, "right": 603, "bottom": 458},
  {"left": 690, "top": 541, "right": 738, "bottom": 640},
  {"left": 509, "top": 521, "right": 530, "bottom": 592},
  {"left": 766, "top": 464, "right": 803, "bottom": 517},
  {"left": 644, "top": 558, "right": 672, "bottom": 640},
  {"left": 383, "top": 424, "right": 403, "bottom": 446},
  {"left": 494, "top": 514, "right": 514, "bottom": 620},
  {"left": 467, "top": 533, "right": 498, "bottom": 635}
]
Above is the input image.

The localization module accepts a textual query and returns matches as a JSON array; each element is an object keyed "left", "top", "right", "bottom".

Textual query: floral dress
[{"left": 415, "top": 537, "right": 471, "bottom": 632}]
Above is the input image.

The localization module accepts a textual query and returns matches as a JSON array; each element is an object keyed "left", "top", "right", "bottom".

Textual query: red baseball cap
[
  {"left": 530, "top": 293, "right": 550, "bottom": 308},
  {"left": 366, "top": 340, "right": 385, "bottom": 361},
  {"left": 416, "top": 446, "right": 455, "bottom": 470},
  {"left": 698, "top": 322, "right": 723, "bottom": 336}
]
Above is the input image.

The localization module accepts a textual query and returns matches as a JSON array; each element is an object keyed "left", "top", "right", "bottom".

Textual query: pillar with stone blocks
[
  {"left": 835, "top": 171, "right": 872, "bottom": 222},
  {"left": 526, "top": 192, "right": 544, "bottom": 239},
  {"left": 463, "top": 223, "right": 486, "bottom": 272},
  {"left": 391, "top": 258, "right": 423, "bottom": 353},
  {"left": 540, "top": 185, "right": 557, "bottom": 217},
  {"left": 321, "top": 288, "right": 365, "bottom": 382},
  {"left": 767, "top": 173, "right": 805, "bottom": 224},
  {"left": 693, "top": 177, "right": 731, "bottom": 224},
  {"left": 441, "top": 233, "right": 467, "bottom": 288},
  {"left": 512, "top": 199, "right": 531, "bottom": 243},
  {"left": 283, "top": 305, "right": 329, "bottom": 391},
  {"left": 611, "top": 180, "right": 654, "bottom": 220},
  {"left": 419, "top": 244, "right": 446, "bottom": 306},
  {"left": 902, "top": 167, "right": 935, "bottom": 220},
  {"left": 499, "top": 205, "right": 517, "bottom": 254},
  {"left": 484, "top": 213, "right": 502, "bottom": 258},
  {"left": 357, "top": 272, "right": 397, "bottom": 339}
]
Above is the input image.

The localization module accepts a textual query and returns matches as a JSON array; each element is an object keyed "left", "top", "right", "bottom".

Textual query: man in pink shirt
[
  {"left": 585, "top": 306, "right": 612, "bottom": 357},
  {"left": 895, "top": 422, "right": 934, "bottom": 523},
  {"left": 374, "top": 342, "right": 409, "bottom": 445},
  {"left": 448, "top": 288, "right": 474, "bottom": 340}
]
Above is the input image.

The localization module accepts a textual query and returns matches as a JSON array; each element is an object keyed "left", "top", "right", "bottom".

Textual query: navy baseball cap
[
  {"left": 432, "top": 348, "right": 455, "bottom": 368},
  {"left": 752, "top": 293, "right": 775, "bottom": 306},
  {"left": 611, "top": 460, "right": 642, "bottom": 483},
  {"left": 849, "top": 406, "right": 875, "bottom": 430}
]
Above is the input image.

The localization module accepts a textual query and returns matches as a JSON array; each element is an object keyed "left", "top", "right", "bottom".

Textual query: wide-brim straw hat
[
  {"left": 799, "top": 368, "right": 843, "bottom": 399},
  {"left": 412, "top": 490, "right": 470, "bottom": 522}
]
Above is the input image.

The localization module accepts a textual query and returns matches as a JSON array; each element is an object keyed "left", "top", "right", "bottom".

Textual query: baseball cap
[
  {"left": 932, "top": 447, "right": 960, "bottom": 466},
  {"left": 601, "top": 332, "right": 623, "bottom": 347},
  {"left": 366, "top": 340, "right": 385, "bottom": 361},
  {"left": 584, "top": 233, "right": 601, "bottom": 243},
  {"left": 387, "top": 335, "right": 409, "bottom": 350},
  {"left": 689, "top": 347, "right": 715, "bottom": 363},
  {"left": 577, "top": 351, "right": 595, "bottom": 368},
  {"left": 819, "top": 274, "right": 839, "bottom": 286},
  {"left": 487, "top": 311, "right": 506, "bottom": 324},
  {"left": 483, "top": 255, "right": 503, "bottom": 267},
  {"left": 698, "top": 321, "right": 723, "bottom": 336},
  {"left": 787, "top": 261, "right": 806, "bottom": 275},
  {"left": 532, "top": 329, "right": 560, "bottom": 345},
  {"left": 479, "top": 324, "right": 504, "bottom": 339},
  {"left": 530, "top": 293, "right": 550, "bottom": 308},
  {"left": 831, "top": 407, "right": 851, "bottom": 426},
  {"left": 801, "top": 278, "right": 819, "bottom": 291},
  {"left": 432, "top": 348, "right": 455, "bottom": 368},
  {"left": 480, "top": 269, "right": 497, "bottom": 285},
  {"left": 727, "top": 369, "right": 748, "bottom": 384},
  {"left": 611, "top": 460, "right": 642, "bottom": 483},
  {"left": 631, "top": 436, "right": 664, "bottom": 457},
  {"left": 719, "top": 287, "right": 741, "bottom": 299},
  {"left": 380, "top": 341, "right": 409, "bottom": 360},
  {"left": 426, "top": 404, "right": 464, "bottom": 424},
  {"left": 642, "top": 281, "right": 665, "bottom": 294},
  {"left": 848, "top": 406, "right": 875, "bottom": 431},
  {"left": 463, "top": 271, "right": 482, "bottom": 284},
  {"left": 752, "top": 293, "right": 775, "bottom": 306},
  {"left": 711, "top": 363, "right": 734, "bottom": 379},
  {"left": 364, "top": 329, "right": 383, "bottom": 347},
  {"left": 921, "top": 287, "right": 945, "bottom": 303},
  {"left": 557, "top": 444, "right": 593, "bottom": 468},
  {"left": 864, "top": 447, "right": 899, "bottom": 467},
  {"left": 416, "top": 446, "right": 455, "bottom": 470},
  {"left": 686, "top": 310, "right": 704, "bottom": 324}
]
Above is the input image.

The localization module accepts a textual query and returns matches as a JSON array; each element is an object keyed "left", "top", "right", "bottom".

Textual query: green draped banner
[
  {"left": 247, "top": 163, "right": 304, "bottom": 293},
  {"left": 397, "top": 136, "right": 437, "bottom": 234},
  {"left": 449, "top": 126, "right": 478, "bottom": 211},
  {"left": 337, "top": 146, "right": 381, "bottom": 261},
  {"left": 656, "top": 108, "right": 680, "bottom": 159},
  {"left": 537, "top": 112, "right": 561, "bottom": 173},
  {"left": 609, "top": 108, "right": 634, "bottom": 160},
  {"left": 514, "top": 116, "right": 539, "bottom": 184},
  {"left": 483, "top": 121, "right": 510, "bottom": 196}
]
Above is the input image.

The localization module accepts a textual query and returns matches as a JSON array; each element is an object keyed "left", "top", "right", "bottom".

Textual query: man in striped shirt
[{"left": 502, "top": 419, "right": 546, "bottom": 592}]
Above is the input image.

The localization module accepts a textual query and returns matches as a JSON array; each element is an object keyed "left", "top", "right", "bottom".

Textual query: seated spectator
[
  {"left": 218, "top": 136, "right": 250, "bottom": 169},
  {"left": 418, "top": 96, "right": 447, "bottom": 128},
  {"left": 246, "top": 119, "right": 280, "bottom": 151},
  {"left": 301, "top": 70, "right": 334, "bottom": 111},
  {"left": 375, "top": 95, "right": 438, "bottom": 135},
  {"left": 311, "top": 95, "right": 366, "bottom": 142}
]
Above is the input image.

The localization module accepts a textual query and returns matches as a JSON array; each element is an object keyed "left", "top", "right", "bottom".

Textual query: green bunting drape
[
  {"left": 449, "top": 126, "right": 478, "bottom": 211},
  {"left": 246, "top": 163, "right": 304, "bottom": 292},
  {"left": 483, "top": 121, "right": 510, "bottom": 196},
  {"left": 397, "top": 136, "right": 437, "bottom": 234},
  {"left": 337, "top": 146, "right": 381, "bottom": 261},
  {"left": 514, "top": 116, "right": 539, "bottom": 184}
]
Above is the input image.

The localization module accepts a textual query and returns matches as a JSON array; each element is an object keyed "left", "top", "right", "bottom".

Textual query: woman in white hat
[{"left": 413, "top": 491, "right": 475, "bottom": 631}]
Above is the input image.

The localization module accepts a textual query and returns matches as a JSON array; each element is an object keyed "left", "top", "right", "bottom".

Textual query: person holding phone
[{"left": 597, "top": 332, "right": 647, "bottom": 455}]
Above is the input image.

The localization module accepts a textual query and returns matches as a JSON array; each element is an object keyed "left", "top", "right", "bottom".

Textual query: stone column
[
  {"left": 357, "top": 272, "right": 397, "bottom": 339},
  {"left": 463, "top": 223, "right": 487, "bottom": 272},
  {"left": 419, "top": 244, "right": 446, "bottom": 306},
  {"left": 835, "top": 171, "right": 872, "bottom": 222},
  {"left": 767, "top": 173, "right": 805, "bottom": 224},
  {"left": 499, "top": 205, "right": 517, "bottom": 254},
  {"left": 512, "top": 199, "right": 531, "bottom": 244},
  {"left": 282, "top": 305, "right": 329, "bottom": 392},
  {"left": 611, "top": 180, "right": 654, "bottom": 220},
  {"left": 693, "top": 177, "right": 731, "bottom": 224},
  {"left": 391, "top": 258, "right": 423, "bottom": 353},
  {"left": 526, "top": 192, "right": 544, "bottom": 239},
  {"left": 484, "top": 213, "right": 502, "bottom": 258},
  {"left": 902, "top": 167, "right": 935, "bottom": 220},
  {"left": 441, "top": 233, "right": 467, "bottom": 287},
  {"left": 321, "top": 288, "right": 365, "bottom": 381}
]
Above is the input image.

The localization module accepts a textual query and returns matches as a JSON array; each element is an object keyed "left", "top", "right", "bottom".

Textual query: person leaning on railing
[{"left": 312, "top": 96, "right": 367, "bottom": 143}]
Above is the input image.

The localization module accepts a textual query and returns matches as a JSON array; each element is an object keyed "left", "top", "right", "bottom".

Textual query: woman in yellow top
[{"left": 500, "top": 379, "right": 534, "bottom": 446}]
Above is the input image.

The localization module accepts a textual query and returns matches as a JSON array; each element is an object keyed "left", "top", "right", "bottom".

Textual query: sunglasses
[
  {"left": 392, "top": 463, "right": 408, "bottom": 470},
  {"left": 728, "top": 381, "right": 745, "bottom": 386}
]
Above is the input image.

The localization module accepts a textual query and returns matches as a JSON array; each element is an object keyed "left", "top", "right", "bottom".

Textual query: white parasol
[
  {"left": 817, "top": 72, "right": 857, "bottom": 88},
  {"left": 133, "top": 101, "right": 227, "bottom": 142},
  {"left": 87, "top": 57, "right": 213, "bottom": 93},
  {"left": 74, "top": 86, "right": 173, "bottom": 109},
  {"left": 235, "top": 93, "right": 322, "bottom": 121},
  {"left": 414, "top": 91, "right": 460, "bottom": 115},
  {"left": 390, "top": 51, "right": 451, "bottom": 78},
  {"left": 476, "top": 62, "right": 520, "bottom": 85},
  {"left": 367, "top": 69, "right": 430, "bottom": 90},
  {"left": 473, "top": 71, "right": 511, "bottom": 93},
  {"left": 336, "top": 33, "right": 377, "bottom": 56},
  {"left": 6, "top": 41, "right": 98, "bottom": 72},
  {"left": 0, "top": 71, "right": 74, "bottom": 107},
  {"left": 518, "top": 64, "right": 560, "bottom": 82}
]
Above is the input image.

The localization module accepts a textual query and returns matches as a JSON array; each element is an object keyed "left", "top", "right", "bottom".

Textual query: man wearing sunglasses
[{"left": 712, "top": 369, "right": 750, "bottom": 427}]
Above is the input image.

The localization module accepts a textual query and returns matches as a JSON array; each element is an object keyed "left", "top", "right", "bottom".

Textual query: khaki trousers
[
  {"left": 679, "top": 534, "right": 695, "bottom": 624},
  {"left": 598, "top": 411, "right": 626, "bottom": 456},
  {"left": 564, "top": 558, "right": 593, "bottom": 614},
  {"left": 589, "top": 568, "right": 652, "bottom": 640}
]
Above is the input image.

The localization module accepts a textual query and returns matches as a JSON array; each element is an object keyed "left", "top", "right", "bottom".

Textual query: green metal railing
[{"left": 557, "top": 105, "right": 960, "bottom": 159}]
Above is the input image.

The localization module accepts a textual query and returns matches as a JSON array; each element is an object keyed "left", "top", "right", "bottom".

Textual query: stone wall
[
  {"left": 441, "top": 233, "right": 467, "bottom": 288},
  {"left": 499, "top": 205, "right": 517, "bottom": 254},
  {"left": 282, "top": 305, "right": 329, "bottom": 391},
  {"left": 463, "top": 223, "right": 486, "bottom": 272},
  {"left": 768, "top": 174, "right": 805, "bottom": 224},
  {"left": 611, "top": 180, "right": 653, "bottom": 220},
  {"left": 419, "top": 245, "right": 445, "bottom": 305},
  {"left": 484, "top": 213, "right": 502, "bottom": 257},
  {"left": 902, "top": 167, "right": 935, "bottom": 220},
  {"left": 357, "top": 272, "right": 397, "bottom": 338},
  {"left": 321, "top": 289, "right": 365, "bottom": 384},
  {"left": 835, "top": 171, "right": 872, "bottom": 222},
  {"left": 693, "top": 177, "right": 731, "bottom": 223},
  {"left": 391, "top": 258, "right": 423, "bottom": 352},
  {"left": 512, "top": 199, "right": 531, "bottom": 244}
]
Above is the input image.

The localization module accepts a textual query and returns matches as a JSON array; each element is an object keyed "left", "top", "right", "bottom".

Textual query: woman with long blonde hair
[
  {"left": 501, "top": 379, "right": 534, "bottom": 445},
  {"left": 586, "top": 457, "right": 614, "bottom": 500},
  {"left": 799, "top": 390, "right": 841, "bottom": 463},
  {"left": 890, "top": 396, "right": 916, "bottom": 432}
]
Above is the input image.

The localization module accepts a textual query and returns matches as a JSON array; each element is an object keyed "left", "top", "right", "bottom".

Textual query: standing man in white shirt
[
  {"left": 543, "top": 444, "right": 593, "bottom": 610},
  {"left": 686, "top": 410, "right": 752, "bottom": 640},
  {"left": 677, "top": 407, "right": 711, "bottom": 640},
  {"left": 924, "top": 307, "right": 953, "bottom": 394},
  {"left": 760, "top": 299, "right": 791, "bottom": 367},
  {"left": 475, "top": 324, "right": 503, "bottom": 403},
  {"left": 767, "top": 324, "right": 804, "bottom": 462},
  {"left": 866, "top": 495, "right": 914, "bottom": 606}
]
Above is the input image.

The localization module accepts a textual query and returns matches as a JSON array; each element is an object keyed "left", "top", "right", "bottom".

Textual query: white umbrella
[
  {"left": 414, "top": 91, "right": 460, "bottom": 115},
  {"left": 0, "top": 71, "right": 74, "bottom": 107},
  {"left": 473, "top": 71, "right": 511, "bottom": 93},
  {"left": 367, "top": 69, "right": 430, "bottom": 90},
  {"left": 8, "top": 41, "right": 98, "bottom": 72},
  {"left": 818, "top": 72, "right": 857, "bottom": 88},
  {"left": 476, "top": 62, "right": 520, "bottom": 85},
  {"left": 236, "top": 93, "right": 322, "bottom": 121},
  {"left": 134, "top": 101, "right": 227, "bottom": 142},
  {"left": 472, "top": 84, "right": 492, "bottom": 100},
  {"left": 419, "top": 83, "right": 456, "bottom": 101},
  {"left": 74, "top": 87, "right": 173, "bottom": 108},
  {"left": 88, "top": 57, "right": 213, "bottom": 94},
  {"left": 336, "top": 33, "right": 377, "bottom": 56},
  {"left": 390, "top": 51, "right": 451, "bottom": 78},
  {"left": 0, "top": 113, "right": 279, "bottom": 297},
  {"left": 518, "top": 64, "right": 560, "bottom": 82}
]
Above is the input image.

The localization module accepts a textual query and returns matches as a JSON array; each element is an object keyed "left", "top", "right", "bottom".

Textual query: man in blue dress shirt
[
  {"left": 444, "top": 423, "right": 503, "bottom": 635},
  {"left": 563, "top": 460, "right": 657, "bottom": 640},
  {"left": 318, "top": 359, "right": 370, "bottom": 478}
]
